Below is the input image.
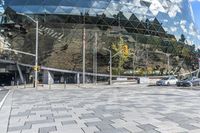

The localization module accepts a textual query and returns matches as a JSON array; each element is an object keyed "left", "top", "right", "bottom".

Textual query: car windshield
[
  {"left": 161, "top": 77, "right": 169, "bottom": 80},
  {"left": 183, "top": 77, "right": 192, "bottom": 80}
]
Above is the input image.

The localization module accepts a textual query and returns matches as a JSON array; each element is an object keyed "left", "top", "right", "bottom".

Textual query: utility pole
[
  {"left": 197, "top": 58, "right": 200, "bottom": 77},
  {"left": 93, "top": 32, "right": 98, "bottom": 84},
  {"left": 146, "top": 46, "right": 148, "bottom": 77},
  {"left": 82, "top": 14, "right": 86, "bottom": 84},
  {"left": 103, "top": 47, "right": 112, "bottom": 85},
  {"left": 18, "top": 13, "right": 39, "bottom": 89},
  {"left": 110, "top": 50, "right": 112, "bottom": 85},
  {"left": 167, "top": 54, "right": 170, "bottom": 75},
  {"left": 35, "top": 20, "right": 39, "bottom": 89}
]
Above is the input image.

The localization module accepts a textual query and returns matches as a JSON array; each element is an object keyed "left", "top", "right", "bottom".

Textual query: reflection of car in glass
[
  {"left": 156, "top": 76, "right": 178, "bottom": 86},
  {"left": 176, "top": 77, "right": 200, "bottom": 87}
]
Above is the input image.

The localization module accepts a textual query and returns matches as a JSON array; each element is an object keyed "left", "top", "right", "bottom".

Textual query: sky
[
  {"left": 190, "top": 0, "right": 200, "bottom": 31},
  {"left": 0, "top": 1, "right": 200, "bottom": 33}
]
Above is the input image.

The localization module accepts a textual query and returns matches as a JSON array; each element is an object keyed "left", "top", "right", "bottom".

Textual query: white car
[{"left": 156, "top": 76, "right": 178, "bottom": 86}]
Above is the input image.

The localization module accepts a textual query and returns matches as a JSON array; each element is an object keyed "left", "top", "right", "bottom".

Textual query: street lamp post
[
  {"left": 198, "top": 58, "right": 200, "bottom": 77},
  {"left": 102, "top": 47, "right": 125, "bottom": 85},
  {"left": 166, "top": 53, "right": 170, "bottom": 74},
  {"left": 109, "top": 50, "right": 112, "bottom": 85},
  {"left": 82, "top": 26, "right": 86, "bottom": 85},
  {"left": 130, "top": 52, "right": 136, "bottom": 76},
  {"left": 103, "top": 48, "right": 112, "bottom": 85},
  {"left": 155, "top": 50, "right": 171, "bottom": 75},
  {"left": 35, "top": 20, "right": 39, "bottom": 89},
  {"left": 18, "top": 13, "right": 39, "bottom": 89}
]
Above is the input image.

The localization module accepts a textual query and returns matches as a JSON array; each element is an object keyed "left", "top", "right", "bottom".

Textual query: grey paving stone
[
  {"left": 95, "top": 128, "right": 130, "bottom": 133},
  {"left": 137, "top": 124, "right": 157, "bottom": 130},
  {"left": 80, "top": 113, "right": 96, "bottom": 119},
  {"left": 85, "top": 120, "right": 113, "bottom": 127},
  {"left": 164, "top": 113, "right": 191, "bottom": 123},
  {"left": 40, "top": 114, "right": 54, "bottom": 118},
  {"left": 156, "top": 117, "right": 169, "bottom": 122},
  {"left": 36, "top": 104, "right": 51, "bottom": 107},
  {"left": 11, "top": 110, "right": 36, "bottom": 117},
  {"left": 100, "top": 116, "right": 123, "bottom": 121},
  {"left": 96, "top": 124, "right": 115, "bottom": 130},
  {"left": 61, "top": 120, "right": 77, "bottom": 125},
  {"left": 192, "top": 117, "right": 200, "bottom": 122},
  {"left": 5, "top": 86, "right": 200, "bottom": 133},
  {"left": 40, "top": 114, "right": 54, "bottom": 120},
  {"left": 8, "top": 123, "right": 31, "bottom": 132},
  {"left": 179, "top": 124, "right": 199, "bottom": 130},
  {"left": 104, "top": 109, "right": 121, "bottom": 113},
  {"left": 52, "top": 108, "right": 70, "bottom": 112},
  {"left": 54, "top": 114, "right": 72, "bottom": 119},
  {"left": 32, "top": 107, "right": 51, "bottom": 111},
  {"left": 49, "top": 101, "right": 64, "bottom": 104},
  {"left": 39, "top": 126, "right": 56, "bottom": 133},
  {"left": 25, "top": 119, "right": 54, "bottom": 125},
  {"left": 137, "top": 129, "right": 161, "bottom": 133}
]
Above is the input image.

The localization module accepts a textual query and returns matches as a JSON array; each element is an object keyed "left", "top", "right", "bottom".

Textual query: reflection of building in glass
[
  {"left": 0, "top": 0, "right": 200, "bottom": 84},
  {"left": 3, "top": 0, "right": 200, "bottom": 44}
]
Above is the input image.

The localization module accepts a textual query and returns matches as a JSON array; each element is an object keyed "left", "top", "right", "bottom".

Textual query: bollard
[
  {"left": 24, "top": 81, "right": 26, "bottom": 89},
  {"left": 137, "top": 78, "right": 140, "bottom": 84},
  {"left": 64, "top": 81, "right": 66, "bottom": 89},
  {"left": 49, "top": 83, "right": 51, "bottom": 90},
  {"left": 17, "top": 81, "right": 19, "bottom": 88}
]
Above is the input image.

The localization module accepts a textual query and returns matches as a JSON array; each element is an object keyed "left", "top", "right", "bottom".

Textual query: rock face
[{"left": 7, "top": 26, "right": 195, "bottom": 76}]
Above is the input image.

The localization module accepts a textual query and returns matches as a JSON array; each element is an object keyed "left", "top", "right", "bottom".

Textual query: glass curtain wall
[{"left": 1, "top": 0, "right": 200, "bottom": 83}]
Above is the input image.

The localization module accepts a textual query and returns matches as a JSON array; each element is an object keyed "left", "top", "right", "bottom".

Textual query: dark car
[{"left": 176, "top": 77, "right": 200, "bottom": 87}]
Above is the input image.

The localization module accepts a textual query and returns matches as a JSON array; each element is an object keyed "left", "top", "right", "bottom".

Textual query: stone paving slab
[{"left": 1, "top": 86, "right": 200, "bottom": 133}]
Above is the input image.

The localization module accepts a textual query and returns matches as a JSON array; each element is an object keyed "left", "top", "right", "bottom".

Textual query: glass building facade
[
  {"left": 0, "top": 0, "right": 200, "bottom": 81},
  {"left": 3, "top": 0, "right": 200, "bottom": 44}
]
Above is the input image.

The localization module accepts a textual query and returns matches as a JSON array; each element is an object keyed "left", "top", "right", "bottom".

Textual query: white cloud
[
  {"left": 168, "top": 4, "right": 181, "bottom": 17},
  {"left": 189, "top": 23, "right": 197, "bottom": 36},
  {"left": 180, "top": 20, "right": 187, "bottom": 33},
  {"left": 170, "top": 27, "right": 177, "bottom": 32},
  {"left": 189, "top": 1, "right": 195, "bottom": 22},
  {"left": 189, "top": 0, "right": 200, "bottom": 2}
]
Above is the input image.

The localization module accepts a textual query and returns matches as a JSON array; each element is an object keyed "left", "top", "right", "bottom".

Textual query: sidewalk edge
[{"left": 0, "top": 90, "right": 11, "bottom": 109}]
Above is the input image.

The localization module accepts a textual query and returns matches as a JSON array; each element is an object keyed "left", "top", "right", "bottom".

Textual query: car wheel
[
  {"left": 189, "top": 82, "right": 193, "bottom": 87},
  {"left": 167, "top": 82, "right": 170, "bottom": 86}
]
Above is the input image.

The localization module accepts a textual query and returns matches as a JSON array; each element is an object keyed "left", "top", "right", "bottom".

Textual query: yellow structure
[{"left": 33, "top": 65, "right": 41, "bottom": 72}]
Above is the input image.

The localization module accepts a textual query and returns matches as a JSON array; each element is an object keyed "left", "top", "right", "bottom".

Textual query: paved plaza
[{"left": 1, "top": 85, "right": 200, "bottom": 133}]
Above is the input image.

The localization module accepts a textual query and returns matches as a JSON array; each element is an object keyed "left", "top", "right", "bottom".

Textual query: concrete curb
[
  {"left": 0, "top": 90, "right": 13, "bottom": 133},
  {"left": 0, "top": 90, "right": 11, "bottom": 109}
]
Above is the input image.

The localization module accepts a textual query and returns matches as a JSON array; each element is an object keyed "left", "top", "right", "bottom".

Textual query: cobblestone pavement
[{"left": 2, "top": 85, "right": 200, "bottom": 133}]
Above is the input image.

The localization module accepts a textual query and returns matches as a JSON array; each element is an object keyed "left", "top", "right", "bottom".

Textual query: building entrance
[{"left": 0, "top": 73, "right": 14, "bottom": 86}]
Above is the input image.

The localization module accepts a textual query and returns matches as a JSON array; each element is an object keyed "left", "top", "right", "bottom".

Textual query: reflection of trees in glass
[
  {"left": 111, "top": 37, "right": 129, "bottom": 75},
  {"left": 179, "top": 34, "right": 186, "bottom": 43}
]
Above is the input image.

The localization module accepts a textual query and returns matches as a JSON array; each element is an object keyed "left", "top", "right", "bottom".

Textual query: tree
[
  {"left": 179, "top": 34, "right": 186, "bottom": 43},
  {"left": 112, "top": 37, "right": 129, "bottom": 75}
]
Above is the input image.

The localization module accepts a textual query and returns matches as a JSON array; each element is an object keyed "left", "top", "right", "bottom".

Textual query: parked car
[
  {"left": 176, "top": 77, "right": 200, "bottom": 87},
  {"left": 156, "top": 76, "right": 178, "bottom": 86}
]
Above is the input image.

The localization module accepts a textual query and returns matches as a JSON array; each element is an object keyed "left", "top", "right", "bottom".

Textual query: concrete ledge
[
  {"left": 0, "top": 90, "right": 10, "bottom": 109},
  {"left": 0, "top": 90, "right": 13, "bottom": 133}
]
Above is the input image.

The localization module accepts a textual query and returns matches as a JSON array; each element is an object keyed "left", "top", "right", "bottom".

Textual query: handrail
[{"left": 0, "top": 59, "right": 199, "bottom": 78}]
